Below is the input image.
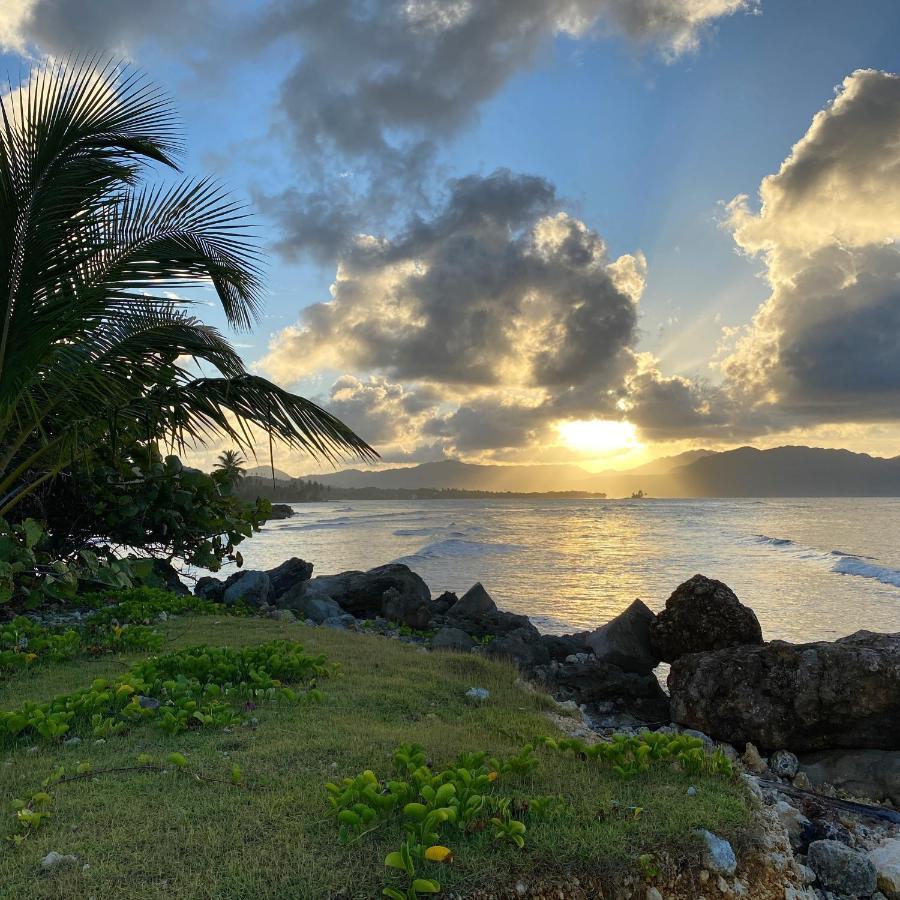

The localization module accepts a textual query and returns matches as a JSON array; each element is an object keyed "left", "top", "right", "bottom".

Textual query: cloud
[
  {"left": 254, "top": 0, "right": 756, "bottom": 260},
  {"left": 719, "top": 69, "right": 900, "bottom": 428},
  {"left": 262, "top": 169, "right": 642, "bottom": 396},
  {"left": 1, "top": 0, "right": 215, "bottom": 57}
]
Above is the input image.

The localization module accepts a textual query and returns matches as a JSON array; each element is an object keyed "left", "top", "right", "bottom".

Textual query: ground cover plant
[{"left": 0, "top": 616, "right": 752, "bottom": 899}]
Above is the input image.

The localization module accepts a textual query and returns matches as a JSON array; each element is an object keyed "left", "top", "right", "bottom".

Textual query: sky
[{"left": 2, "top": 0, "right": 900, "bottom": 474}]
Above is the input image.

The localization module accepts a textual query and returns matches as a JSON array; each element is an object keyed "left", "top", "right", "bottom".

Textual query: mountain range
[{"left": 291, "top": 446, "right": 900, "bottom": 497}]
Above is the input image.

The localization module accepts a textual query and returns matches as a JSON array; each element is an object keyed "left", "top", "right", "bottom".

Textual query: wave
[
  {"left": 752, "top": 533, "right": 899, "bottom": 589},
  {"left": 393, "top": 527, "right": 437, "bottom": 536},
  {"left": 394, "top": 538, "right": 523, "bottom": 563},
  {"left": 831, "top": 557, "right": 900, "bottom": 588}
]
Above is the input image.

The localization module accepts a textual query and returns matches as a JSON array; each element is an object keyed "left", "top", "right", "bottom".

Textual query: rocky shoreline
[{"left": 187, "top": 558, "right": 900, "bottom": 899}]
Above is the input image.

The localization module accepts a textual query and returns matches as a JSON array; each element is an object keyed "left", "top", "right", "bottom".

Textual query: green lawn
[{"left": 0, "top": 617, "right": 751, "bottom": 899}]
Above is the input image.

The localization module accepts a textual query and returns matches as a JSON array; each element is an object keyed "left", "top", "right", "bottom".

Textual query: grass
[{"left": 0, "top": 617, "right": 752, "bottom": 899}]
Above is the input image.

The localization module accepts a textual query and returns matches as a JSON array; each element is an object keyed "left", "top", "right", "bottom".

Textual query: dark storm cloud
[{"left": 262, "top": 169, "right": 642, "bottom": 395}]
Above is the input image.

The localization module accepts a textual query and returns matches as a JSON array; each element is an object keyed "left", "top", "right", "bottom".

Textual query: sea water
[{"left": 212, "top": 498, "right": 900, "bottom": 641}]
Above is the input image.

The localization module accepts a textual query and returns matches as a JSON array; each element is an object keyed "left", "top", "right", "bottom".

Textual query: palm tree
[
  {"left": 0, "top": 59, "right": 376, "bottom": 518},
  {"left": 214, "top": 449, "right": 247, "bottom": 489}
]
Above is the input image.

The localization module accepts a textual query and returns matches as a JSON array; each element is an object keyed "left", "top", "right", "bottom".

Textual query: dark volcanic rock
[
  {"left": 266, "top": 557, "right": 313, "bottom": 598},
  {"left": 222, "top": 570, "right": 273, "bottom": 607},
  {"left": 537, "top": 657, "right": 670, "bottom": 724},
  {"left": 449, "top": 583, "right": 496, "bottom": 619},
  {"left": 194, "top": 576, "right": 225, "bottom": 603},
  {"left": 799, "top": 748, "right": 900, "bottom": 804},
  {"left": 285, "top": 563, "right": 430, "bottom": 619},
  {"left": 484, "top": 623, "right": 550, "bottom": 670},
  {"left": 430, "top": 591, "right": 458, "bottom": 615},
  {"left": 649, "top": 574, "right": 763, "bottom": 662},
  {"left": 584, "top": 599, "right": 659, "bottom": 674},
  {"left": 669, "top": 630, "right": 900, "bottom": 751},
  {"left": 149, "top": 559, "right": 189, "bottom": 596},
  {"left": 431, "top": 626, "right": 475, "bottom": 652},
  {"left": 267, "top": 504, "right": 295, "bottom": 520},
  {"left": 540, "top": 633, "right": 587, "bottom": 662},
  {"left": 381, "top": 586, "right": 431, "bottom": 630}
]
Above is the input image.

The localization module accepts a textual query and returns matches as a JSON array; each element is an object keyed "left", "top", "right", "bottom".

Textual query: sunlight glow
[{"left": 557, "top": 419, "right": 641, "bottom": 455}]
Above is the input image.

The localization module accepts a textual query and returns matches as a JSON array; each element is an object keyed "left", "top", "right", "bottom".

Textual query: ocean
[{"left": 214, "top": 498, "right": 900, "bottom": 642}]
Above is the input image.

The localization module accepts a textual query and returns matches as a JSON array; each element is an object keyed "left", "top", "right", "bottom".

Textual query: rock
[
  {"left": 483, "top": 623, "right": 550, "bottom": 670},
  {"left": 770, "top": 749, "right": 800, "bottom": 779},
  {"left": 431, "top": 627, "right": 475, "bottom": 653},
  {"left": 290, "top": 564, "right": 430, "bottom": 619},
  {"left": 583, "top": 599, "right": 659, "bottom": 675},
  {"left": 194, "top": 576, "right": 225, "bottom": 603},
  {"left": 322, "top": 615, "right": 358, "bottom": 630},
  {"left": 696, "top": 829, "right": 737, "bottom": 876},
  {"left": 222, "top": 571, "right": 272, "bottom": 608},
  {"left": 649, "top": 574, "right": 763, "bottom": 662},
  {"left": 465, "top": 687, "right": 489, "bottom": 702},
  {"left": 742, "top": 743, "right": 768, "bottom": 774},
  {"left": 138, "top": 696, "right": 160, "bottom": 710},
  {"left": 540, "top": 633, "right": 587, "bottom": 662},
  {"left": 270, "top": 609, "right": 297, "bottom": 623},
  {"left": 869, "top": 839, "right": 900, "bottom": 899},
  {"left": 646, "top": 888, "right": 663, "bottom": 900},
  {"left": 267, "top": 503, "right": 295, "bottom": 520},
  {"left": 430, "top": 591, "right": 457, "bottom": 615},
  {"left": 41, "top": 851, "right": 77, "bottom": 869},
  {"left": 279, "top": 589, "right": 344, "bottom": 624},
  {"left": 668, "top": 631, "right": 900, "bottom": 751},
  {"left": 536, "top": 657, "right": 670, "bottom": 724},
  {"left": 266, "top": 557, "right": 313, "bottom": 598},
  {"left": 799, "top": 749, "right": 900, "bottom": 804},
  {"left": 381, "top": 586, "right": 431, "bottom": 631},
  {"left": 773, "top": 801, "right": 813, "bottom": 852},
  {"left": 148, "top": 558, "right": 190, "bottom": 596},
  {"left": 807, "top": 840, "right": 877, "bottom": 897},
  {"left": 449, "top": 583, "right": 497, "bottom": 619}
]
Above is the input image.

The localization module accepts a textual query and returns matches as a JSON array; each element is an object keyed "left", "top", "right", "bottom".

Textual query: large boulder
[
  {"left": 807, "top": 840, "right": 877, "bottom": 898},
  {"left": 483, "top": 624, "right": 550, "bottom": 670},
  {"left": 536, "top": 657, "right": 670, "bottom": 724},
  {"left": 222, "top": 570, "right": 273, "bottom": 607},
  {"left": 194, "top": 575, "right": 225, "bottom": 603},
  {"left": 285, "top": 563, "right": 430, "bottom": 619},
  {"left": 431, "top": 626, "right": 475, "bottom": 653},
  {"left": 799, "top": 749, "right": 900, "bottom": 805},
  {"left": 584, "top": 599, "right": 659, "bottom": 674},
  {"left": 381, "top": 586, "right": 431, "bottom": 630},
  {"left": 266, "top": 504, "right": 295, "bottom": 520},
  {"left": 649, "top": 574, "right": 763, "bottom": 662},
  {"left": 669, "top": 630, "right": 900, "bottom": 751},
  {"left": 280, "top": 589, "right": 344, "bottom": 624},
  {"left": 449, "top": 583, "right": 496, "bottom": 619},
  {"left": 266, "top": 557, "right": 313, "bottom": 599}
]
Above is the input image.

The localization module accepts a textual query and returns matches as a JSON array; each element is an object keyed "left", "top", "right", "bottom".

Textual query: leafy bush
[
  {"left": 23, "top": 443, "right": 272, "bottom": 572},
  {"left": 0, "top": 640, "right": 327, "bottom": 745}
]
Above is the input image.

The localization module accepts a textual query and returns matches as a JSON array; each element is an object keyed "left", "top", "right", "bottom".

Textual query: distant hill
[
  {"left": 300, "top": 459, "right": 595, "bottom": 493},
  {"left": 675, "top": 446, "right": 900, "bottom": 497},
  {"left": 245, "top": 465, "right": 294, "bottom": 482},
  {"left": 292, "top": 446, "right": 900, "bottom": 498}
]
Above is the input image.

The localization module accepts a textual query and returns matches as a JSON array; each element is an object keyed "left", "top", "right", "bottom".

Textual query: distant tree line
[{"left": 234, "top": 476, "right": 605, "bottom": 503}]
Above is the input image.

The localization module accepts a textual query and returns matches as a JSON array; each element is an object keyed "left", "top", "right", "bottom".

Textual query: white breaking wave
[
  {"left": 752, "top": 533, "right": 900, "bottom": 590},
  {"left": 832, "top": 557, "right": 900, "bottom": 588}
]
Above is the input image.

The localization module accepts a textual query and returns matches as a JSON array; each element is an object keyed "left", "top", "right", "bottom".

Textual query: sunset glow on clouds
[{"left": 2, "top": 1, "right": 899, "bottom": 471}]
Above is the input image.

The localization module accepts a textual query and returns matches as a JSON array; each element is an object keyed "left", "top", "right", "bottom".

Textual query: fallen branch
[{"left": 758, "top": 779, "right": 900, "bottom": 824}]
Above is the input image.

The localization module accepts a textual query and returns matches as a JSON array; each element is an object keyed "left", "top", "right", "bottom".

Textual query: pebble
[
  {"left": 465, "top": 687, "right": 490, "bottom": 701},
  {"left": 770, "top": 749, "right": 800, "bottom": 779},
  {"left": 63, "top": 737, "right": 81, "bottom": 747},
  {"left": 696, "top": 830, "right": 737, "bottom": 877},
  {"left": 687, "top": 785, "right": 697, "bottom": 797},
  {"left": 742, "top": 742, "right": 768, "bottom": 774},
  {"left": 40, "top": 851, "right": 77, "bottom": 869}
]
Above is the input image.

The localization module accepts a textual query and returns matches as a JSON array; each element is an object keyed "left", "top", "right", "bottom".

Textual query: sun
[{"left": 556, "top": 419, "right": 641, "bottom": 455}]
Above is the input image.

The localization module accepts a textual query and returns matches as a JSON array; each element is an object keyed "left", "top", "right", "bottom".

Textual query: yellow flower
[
  {"left": 424, "top": 845, "right": 453, "bottom": 864},
  {"left": 24, "top": 653, "right": 37, "bottom": 663},
  {"left": 487, "top": 771, "right": 498, "bottom": 782}
]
